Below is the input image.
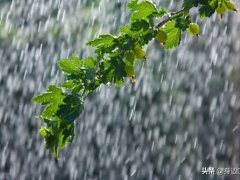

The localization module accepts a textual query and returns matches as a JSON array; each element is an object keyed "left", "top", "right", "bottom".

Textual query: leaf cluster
[{"left": 33, "top": 0, "right": 237, "bottom": 157}]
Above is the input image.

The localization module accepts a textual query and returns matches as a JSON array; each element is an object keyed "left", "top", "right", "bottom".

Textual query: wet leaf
[
  {"left": 87, "top": 34, "right": 115, "bottom": 48},
  {"left": 128, "top": 0, "right": 160, "bottom": 23},
  {"left": 162, "top": 21, "right": 181, "bottom": 49}
]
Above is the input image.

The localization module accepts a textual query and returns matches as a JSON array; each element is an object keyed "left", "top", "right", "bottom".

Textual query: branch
[{"left": 157, "top": 9, "right": 185, "bottom": 27}]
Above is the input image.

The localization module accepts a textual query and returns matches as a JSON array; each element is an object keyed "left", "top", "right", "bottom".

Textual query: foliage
[{"left": 33, "top": 0, "right": 237, "bottom": 157}]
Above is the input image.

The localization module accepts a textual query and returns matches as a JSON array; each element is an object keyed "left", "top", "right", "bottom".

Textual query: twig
[{"left": 157, "top": 9, "right": 185, "bottom": 27}]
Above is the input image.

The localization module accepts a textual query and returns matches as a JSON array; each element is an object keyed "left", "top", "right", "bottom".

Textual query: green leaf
[
  {"left": 128, "top": 0, "right": 160, "bottom": 23},
  {"left": 142, "top": 31, "right": 155, "bottom": 44},
  {"left": 199, "top": 1, "right": 218, "bottom": 18},
  {"left": 62, "top": 80, "right": 83, "bottom": 93},
  {"left": 113, "top": 60, "right": 126, "bottom": 78},
  {"left": 33, "top": 85, "right": 66, "bottom": 120},
  {"left": 58, "top": 59, "right": 81, "bottom": 75},
  {"left": 162, "top": 21, "right": 181, "bottom": 49},
  {"left": 131, "top": 20, "right": 149, "bottom": 31},
  {"left": 175, "top": 15, "right": 191, "bottom": 31},
  {"left": 120, "top": 26, "right": 131, "bottom": 34},
  {"left": 56, "top": 95, "right": 83, "bottom": 124},
  {"left": 82, "top": 56, "right": 96, "bottom": 68},
  {"left": 36, "top": 90, "right": 81, "bottom": 157},
  {"left": 127, "top": 0, "right": 138, "bottom": 9},
  {"left": 62, "top": 80, "right": 77, "bottom": 89},
  {"left": 33, "top": 85, "right": 62, "bottom": 104},
  {"left": 87, "top": 34, "right": 115, "bottom": 48},
  {"left": 40, "top": 122, "right": 75, "bottom": 158},
  {"left": 58, "top": 56, "right": 97, "bottom": 83},
  {"left": 59, "top": 123, "right": 75, "bottom": 148},
  {"left": 183, "top": 0, "right": 199, "bottom": 10},
  {"left": 40, "top": 126, "right": 59, "bottom": 157},
  {"left": 119, "top": 26, "right": 139, "bottom": 41},
  {"left": 115, "top": 79, "right": 123, "bottom": 87},
  {"left": 87, "top": 34, "right": 118, "bottom": 57}
]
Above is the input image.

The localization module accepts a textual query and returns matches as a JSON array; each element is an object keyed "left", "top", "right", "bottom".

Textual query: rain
[{"left": 0, "top": 0, "right": 240, "bottom": 179}]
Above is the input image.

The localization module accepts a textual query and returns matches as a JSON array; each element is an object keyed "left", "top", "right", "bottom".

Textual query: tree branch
[{"left": 157, "top": 9, "right": 185, "bottom": 27}]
